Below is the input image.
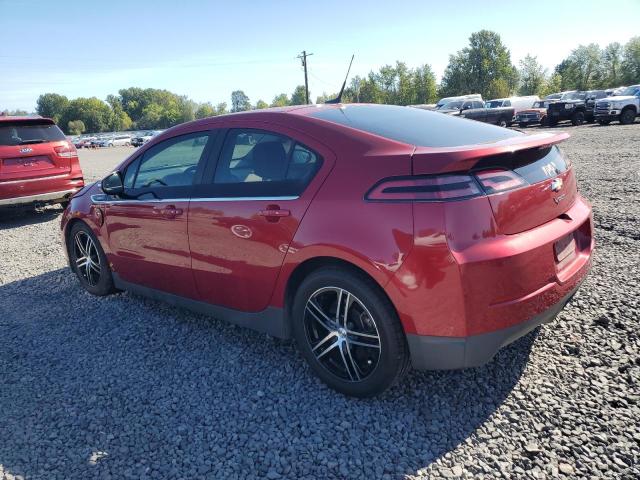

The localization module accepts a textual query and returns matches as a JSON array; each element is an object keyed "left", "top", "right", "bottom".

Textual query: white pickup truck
[{"left": 594, "top": 85, "right": 640, "bottom": 125}]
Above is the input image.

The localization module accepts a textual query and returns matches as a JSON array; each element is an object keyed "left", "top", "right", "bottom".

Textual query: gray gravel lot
[{"left": 1, "top": 124, "right": 639, "bottom": 479}]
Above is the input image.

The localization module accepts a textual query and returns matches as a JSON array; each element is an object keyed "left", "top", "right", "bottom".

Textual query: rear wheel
[
  {"left": 620, "top": 108, "right": 636, "bottom": 125},
  {"left": 292, "top": 267, "right": 409, "bottom": 397},
  {"left": 498, "top": 118, "right": 508, "bottom": 128},
  {"left": 68, "top": 222, "right": 115, "bottom": 296},
  {"left": 571, "top": 111, "right": 585, "bottom": 126}
]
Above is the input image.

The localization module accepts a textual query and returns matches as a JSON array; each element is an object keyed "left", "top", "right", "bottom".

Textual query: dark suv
[{"left": 547, "top": 90, "right": 607, "bottom": 126}]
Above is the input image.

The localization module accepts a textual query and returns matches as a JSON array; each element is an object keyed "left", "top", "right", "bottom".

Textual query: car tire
[
  {"left": 518, "top": 123, "right": 528, "bottom": 128},
  {"left": 68, "top": 222, "right": 115, "bottom": 296},
  {"left": 291, "top": 266, "right": 410, "bottom": 397},
  {"left": 598, "top": 119, "right": 611, "bottom": 126},
  {"left": 498, "top": 118, "right": 508, "bottom": 128},
  {"left": 541, "top": 116, "right": 548, "bottom": 127},
  {"left": 620, "top": 108, "right": 636, "bottom": 125},
  {"left": 571, "top": 111, "right": 585, "bottom": 126}
]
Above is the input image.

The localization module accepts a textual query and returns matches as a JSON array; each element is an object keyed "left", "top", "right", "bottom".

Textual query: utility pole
[{"left": 297, "top": 50, "right": 313, "bottom": 104}]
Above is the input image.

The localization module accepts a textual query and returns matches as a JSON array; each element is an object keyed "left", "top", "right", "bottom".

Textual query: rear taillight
[
  {"left": 54, "top": 142, "right": 78, "bottom": 158},
  {"left": 366, "top": 175, "right": 483, "bottom": 202},
  {"left": 474, "top": 169, "right": 528, "bottom": 194}
]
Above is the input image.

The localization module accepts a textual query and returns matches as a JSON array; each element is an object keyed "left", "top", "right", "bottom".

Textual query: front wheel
[
  {"left": 620, "top": 108, "right": 636, "bottom": 125},
  {"left": 68, "top": 222, "right": 115, "bottom": 296},
  {"left": 292, "top": 267, "right": 409, "bottom": 397},
  {"left": 571, "top": 111, "right": 585, "bottom": 126}
]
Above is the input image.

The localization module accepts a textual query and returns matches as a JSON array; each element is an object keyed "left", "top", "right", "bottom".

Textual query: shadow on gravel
[
  {"left": 0, "top": 268, "right": 536, "bottom": 479},
  {"left": 0, "top": 205, "right": 64, "bottom": 230}
]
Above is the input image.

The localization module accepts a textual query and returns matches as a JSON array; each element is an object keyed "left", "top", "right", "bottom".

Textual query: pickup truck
[
  {"left": 594, "top": 85, "right": 640, "bottom": 125},
  {"left": 459, "top": 102, "right": 515, "bottom": 127},
  {"left": 547, "top": 90, "right": 608, "bottom": 126}
]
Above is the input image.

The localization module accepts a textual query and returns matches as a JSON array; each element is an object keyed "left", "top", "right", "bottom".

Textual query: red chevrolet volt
[
  {"left": 61, "top": 104, "right": 593, "bottom": 397},
  {"left": 0, "top": 116, "right": 84, "bottom": 208}
]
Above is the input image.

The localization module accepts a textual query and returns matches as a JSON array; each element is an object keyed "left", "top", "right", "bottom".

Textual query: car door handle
[
  {"left": 258, "top": 206, "right": 290, "bottom": 221},
  {"left": 160, "top": 205, "right": 183, "bottom": 218}
]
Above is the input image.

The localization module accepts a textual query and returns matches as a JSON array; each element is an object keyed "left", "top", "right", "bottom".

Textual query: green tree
[
  {"left": 412, "top": 64, "right": 438, "bottom": 104},
  {"left": 255, "top": 99, "right": 269, "bottom": 109},
  {"left": 215, "top": 102, "right": 228, "bottom": 115},
  {"left": 440, "top": 30, "right": 518, "bottom": 99},
  {"left": 540, "top": 73, "right": 563, "bottom": 97},
  {"left": 36, "top": 93, "right": 69, "bottom": 123},
  {"left": 67, "top": 120, "right": 86, "bottom": 135},
  {"left": 62, "top": 97, "right": 112, "bottom": 133},
  {"left": 555, "top": 44, "right": 602, "bottom": 90},
  {"left": 518, "top": 54, "right": 547, "bottom": 96},
  {"left": 315, "top": 92, "right": 338, "bottom": 103},
  {"left": 195, "top": 102, "right": 216, "bottom": 119},
  {"left": 622, "top": 36, "right": 640, "bottom": 84},
  {"left": 601, "top": 42, "right": 624, "bottom": 87},
  {"left": 290, "top": 85, "right": 308, "bottom": 105},
  {"left": 271, "top": 93, "right": 290, "bottom": 107},
  {"left": 231, "top": 90, "right": 251, "bottom": 112}
]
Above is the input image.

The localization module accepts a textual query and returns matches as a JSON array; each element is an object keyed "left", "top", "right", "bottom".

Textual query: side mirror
[{"left": 102, "top": 171, "right": 124, "bottom": 195}]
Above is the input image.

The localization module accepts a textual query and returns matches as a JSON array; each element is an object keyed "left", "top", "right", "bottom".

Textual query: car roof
[{"left": 0, "top": 116, "right": 54, "bottom": 124}]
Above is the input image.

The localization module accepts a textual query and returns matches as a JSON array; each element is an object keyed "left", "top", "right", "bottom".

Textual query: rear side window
[
  {"left": 310, "top": 104, "right": 519, "bottom": 147},
  {"left": 210, "top": 129, "right": 321, "bottom": 197},
  {"left": 0, "top": 121, "right": 66, "bottom": 146}
]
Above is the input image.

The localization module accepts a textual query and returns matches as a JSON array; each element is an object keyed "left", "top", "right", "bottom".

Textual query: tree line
[{"left": 6, "top": 31, "right": 639, "bottom": 134}]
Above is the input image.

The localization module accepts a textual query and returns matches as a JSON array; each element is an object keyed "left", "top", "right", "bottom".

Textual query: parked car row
[
  {"left": 414, "top": 84, "right": 640, "bottom": 129},
  {"left": 71, "top": 130, "right": 163, "bottom": 149}
]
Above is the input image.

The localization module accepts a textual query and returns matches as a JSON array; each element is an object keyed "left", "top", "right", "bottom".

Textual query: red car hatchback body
[
  {"left": 0, "top": 116, "right": 84, "bottom": 208},
  {"left": 61, "top": 104, "right": 593, "bottom": 396}
]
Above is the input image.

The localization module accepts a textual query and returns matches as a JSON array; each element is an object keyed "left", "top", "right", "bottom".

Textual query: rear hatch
[
  {"left": 0, "top": 118, "right": 72, "bottom": 183},
  {"left": 412, "top": 132, "right": 576, "bottom": 234}
]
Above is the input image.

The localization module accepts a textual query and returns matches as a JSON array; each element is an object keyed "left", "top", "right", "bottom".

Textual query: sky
[{"left": 2, "top": 0, "right": 639, "bottom": 111}]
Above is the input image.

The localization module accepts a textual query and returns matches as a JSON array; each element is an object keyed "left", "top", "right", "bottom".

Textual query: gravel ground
[{"left": 1, "top": 124, "right": 639, "bottom": 479}]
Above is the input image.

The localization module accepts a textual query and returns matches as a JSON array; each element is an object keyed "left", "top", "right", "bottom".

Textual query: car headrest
[{"left": 252, "top": 142, "right": 288, "bottom": 181}]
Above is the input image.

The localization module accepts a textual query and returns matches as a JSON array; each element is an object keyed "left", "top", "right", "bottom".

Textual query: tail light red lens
[
  {"left": 366, "top": 175, "right": 482, "bottom": 202},
  {"left": 54, "top": 142, "right": 78, "bottom": 158},
  {"left": 474, "top": 169, "right": 528, "bottom": 194}
]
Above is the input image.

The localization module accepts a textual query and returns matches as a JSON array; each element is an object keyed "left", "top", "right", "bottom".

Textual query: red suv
[
  {"left": 0, "top": 116, "right": 84, "bottom": 208},
  {"left": 61, "top": 104, "right": 593, "bottom": 397}
]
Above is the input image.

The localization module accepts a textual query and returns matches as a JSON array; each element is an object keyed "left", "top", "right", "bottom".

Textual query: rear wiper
[{"left": 19, "top": 139, "right": 46, "bottom": 145}]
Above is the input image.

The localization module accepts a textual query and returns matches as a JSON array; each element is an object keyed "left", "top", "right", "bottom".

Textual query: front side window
[
  {"left": 211, "top": 129, "right": 321, "bottom": 197},
  {"left": 132, "top": 134, "right": 209, "bottom": 189}
]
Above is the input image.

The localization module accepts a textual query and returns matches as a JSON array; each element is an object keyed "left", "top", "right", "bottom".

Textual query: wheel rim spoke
[
  {"left": 73, "top": 231, "right": 101, "bottom": 286},
  {"left": 306, "top": 301, "right": 335, "bottom": 331},
  {"left": 303, "top": 286, "right": 381, "bottom": 383}
]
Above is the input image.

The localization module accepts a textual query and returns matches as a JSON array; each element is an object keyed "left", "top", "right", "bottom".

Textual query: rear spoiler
[
  {"left": 411, "top": 132, "right": 570, "bottom": 175},
  {"left": 0, "top": 117, "right": 55, "bottom": 127}
]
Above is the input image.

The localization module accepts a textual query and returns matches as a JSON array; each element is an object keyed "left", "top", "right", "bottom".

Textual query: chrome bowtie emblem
[
  {"left": 19, "top": 147, "right": 33, "bottom": 153},
  {"left": 551, "top": 178, "right": 563, "bottom": 192}
]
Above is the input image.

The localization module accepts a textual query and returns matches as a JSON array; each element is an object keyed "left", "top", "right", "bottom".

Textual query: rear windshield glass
[
  {"left": 0, "top": 122, "right": 66, "bottom": 146},
  {"left": 309, "top": 104, "right": 519, "bottom": 147}
]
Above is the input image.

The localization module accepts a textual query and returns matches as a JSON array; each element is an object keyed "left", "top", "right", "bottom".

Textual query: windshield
[
  {"left": 486, "top": 100, "right": 503, "bottom": 108},
  {"left": 438, "top": 101, "right": 462, "bottom": 110},
  {"left": 532, "top": 101, "right": 546, "bottom": 108},
  {"left": 563, "top": 91, "right": 586, "bottom": 100},
  {"left": 616, "top": 86, "right": 640, "bottom": 96},
  {"left": 545, "top": 93, "right": 561, "bottom": 100},
  {"left": 0, "top": 122, "right": 66, "bottom": 146}
]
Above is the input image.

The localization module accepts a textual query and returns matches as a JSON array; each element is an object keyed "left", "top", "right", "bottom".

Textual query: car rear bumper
[
  {"left": 0, "top": 188, "right": 80, "bottom": 207},
  {"left": 406, "top": 284, "right": 580, "bottom": 370}
]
